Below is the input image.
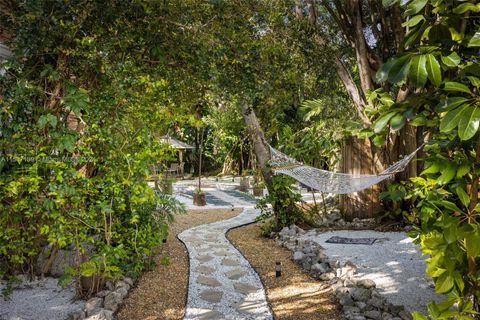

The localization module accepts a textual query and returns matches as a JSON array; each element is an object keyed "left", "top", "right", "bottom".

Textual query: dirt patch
[
  {"left": 117, "top": 208, "right": 241, "bottom": 320},
  {"left": 227, "top": 222, "right": 341, "bottom": 320}
]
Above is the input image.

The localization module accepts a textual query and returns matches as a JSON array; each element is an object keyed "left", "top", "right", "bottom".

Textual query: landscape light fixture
[{"left": 275, "top": 261, "right": 282, "bottom": 278}]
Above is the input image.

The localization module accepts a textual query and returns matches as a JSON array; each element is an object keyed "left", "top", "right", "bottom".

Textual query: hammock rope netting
[{"left": 268, "top": 145, "right": 423, "bottom": 194}]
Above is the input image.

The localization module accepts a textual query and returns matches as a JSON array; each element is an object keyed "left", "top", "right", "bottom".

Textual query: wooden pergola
[{"left": 159, "top": 135, "right": 195, "bottom": 176}]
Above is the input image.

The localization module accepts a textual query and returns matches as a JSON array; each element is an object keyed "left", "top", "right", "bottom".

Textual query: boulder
[
  {"left": 319, "top": 272, "right": 336, "bottom": 281},
  {"left": 311, "top": 262, "right": 330, "bottom": 274},
  {"left": 350, "top": 287, "right": 372, "bottom": 302},
  {"left": 123, "top": 277, "right": 134, "bottom": 286},
  {"left": 292, "top": 251, "right": 305, "bottom": 261},
  {"left": 355, "top": 279, "right": 376, "bottom": 289},
  {"left": 85, "top": 297, "right": 104, "bottom": 316},
  {"left": 69, "top": 310, "right": 86, "bottom": 320},
  {"left": 365, "top": 310, "right": 382, "bottom": 320},
  {"left": 104, "top": 291, "right": 122, "bottom": 312},
  {"left": 339, "top": 295, "right": 355, "bottom": 306},
  {"left": 116, "top": 286, "right": 129, "bottom": 299},
  {"left": 85, "top": 310, "right": 113, "bottom": 320}
]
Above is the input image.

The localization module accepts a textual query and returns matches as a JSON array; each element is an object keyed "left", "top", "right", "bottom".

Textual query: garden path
[{"left": 178, "top": 208, "right": 273, "bottom": 320}]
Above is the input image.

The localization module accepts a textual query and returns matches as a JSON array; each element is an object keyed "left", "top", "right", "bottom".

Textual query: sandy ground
[
  {"left": 117, "top": 208, "right": 241, "bottom": 320},
  {"left": 300, "top": 230, "right": 442, "bottom": 312},
  {"left": 0, "top": 278, "right": 84, "bottom": 320},
  {"left": 228, "top": 223, "right": 341, "bottom": 320}
]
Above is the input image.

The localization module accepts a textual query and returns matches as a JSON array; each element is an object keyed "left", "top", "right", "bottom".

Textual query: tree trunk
[{"left": 239, "top": 102, "right": 273, "bottom": 188}]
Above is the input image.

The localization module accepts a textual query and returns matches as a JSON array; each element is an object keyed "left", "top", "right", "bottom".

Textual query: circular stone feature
[
  {"left": 195, "top": 266, "right": 215, "bottom": 275},
  {"left": 221, "top": 258, "right": 239, "bottom": 266},
  {"left": 225, "top": 269, "right": 247, "bottom": 280},
  {"left": 196, "top": 255, "right": 214, "bottom": 263},
  {"left": 233, "top": 282, "right": 260, "bottom": 295}
]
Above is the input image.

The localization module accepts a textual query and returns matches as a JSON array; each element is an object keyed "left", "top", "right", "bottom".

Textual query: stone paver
[{"left": 178, "top": 208, "right": 272, "bottom": 320}]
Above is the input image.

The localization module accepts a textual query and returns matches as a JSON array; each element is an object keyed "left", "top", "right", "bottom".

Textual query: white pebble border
[{"left": 178, "top": 208, "right": 273, "bottom": 320}]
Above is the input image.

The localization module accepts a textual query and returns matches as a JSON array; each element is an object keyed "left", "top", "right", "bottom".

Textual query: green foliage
[
  {"left": 0, "top": 1, "right": 186, "bottom": 287},
  {"left": 256, "top": 175, "right": 303, "bottom": 231},
  {"left": 374, "top": 0, "right": 480, "bottom": 316}
]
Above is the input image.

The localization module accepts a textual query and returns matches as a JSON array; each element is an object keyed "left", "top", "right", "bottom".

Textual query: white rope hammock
[{"left": 269, "top": 145, "right": 422, "bottom": 194}]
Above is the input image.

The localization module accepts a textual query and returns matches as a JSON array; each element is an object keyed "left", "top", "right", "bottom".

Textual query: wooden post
[{"left": 340, "top": 137, "right": 382, "bottom": 220}]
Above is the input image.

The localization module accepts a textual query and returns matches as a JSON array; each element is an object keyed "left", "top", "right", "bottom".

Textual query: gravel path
[
  {"left": 300, "top": 230, "right": 441, "bottom": 312},
  {"left": 0, "top": 278, "right": 83, "bottom": 320},
  {"left": 178, "top": 208, "right": 273, "bottom": 320}
]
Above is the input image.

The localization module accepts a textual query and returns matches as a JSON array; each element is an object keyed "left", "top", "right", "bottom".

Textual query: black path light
[{"left": 275, "top": 261, "right": 282, "bottom": 278}]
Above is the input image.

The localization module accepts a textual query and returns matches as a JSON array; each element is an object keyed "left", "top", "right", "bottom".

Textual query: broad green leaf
[
  {"left": 402, "top": 15, "right": 425, "bottom": 27},
  {"left": 374, "top": 112, "right": 396, "bottom": 133},
  {"left": 436, "top": 97, "right": 469, "bottom": 112},
  {"left": 37, "top": 114, "right": 58, "bottom": 129},
  {"left": 465, "top": 233, "right": 480, "bottom": 257},
  {"left": 389, "top": 55, "right": 412, "bottom": 83},
  {"left": 405, "top": 21, "right": 427, "bottom": 47},
  {"left": 390, "top": 113, "right": 406, "bottom": 131},
  {"left": 437, "top": 165, "right": 457, "bottom": 184},
  {"left": 435, "top": 272, "right": 454, "bottom": 293},
  {"left": 443, "top": 82, "right": 471, "bottom": 94},
  {"left": 457, "top": 105, "right": 480, "bottom": 140},
  {"left": 383, "top": 0, "right": 399, "bottom": 7},
  {"left": 439, "top": 200, "right": 462, "bottom": 212},
  {"left": 455, "top": 186, "right": 470, "bottom": 208},
  {"left": 376, "top": 58, "right": 396, "bottom": 83},
  {"left": 425, "top": 54, "right": 441, "bottom": 86},
  {"left": 467, "top": 76, "right": 480, "bottom": 88},
  {"left": 409, "top": 55, "right": 428, "bottom": 87},
  {"left": 412, "top": 312, "right": 428, "bottom": 320},
  {"left": 441, "top": 52, "right": 461, "bottom": 67},
  {"left": 452, "top": 3, "right": 480, "bottom": 14},
  {"left": 456, "top": 164, "right": 470, "bottom": 179},
  {"left": 422, "top": 162, "right": 442, "bottom": 175},
  {"left": 440, "top": 104, "right": 466, "bottom": 132},
  {"left": 468, "top": 29, "right": 480, "bottom": 47},
  {"left": 404, "top": 0, "right": 428, "bottom": 16}
]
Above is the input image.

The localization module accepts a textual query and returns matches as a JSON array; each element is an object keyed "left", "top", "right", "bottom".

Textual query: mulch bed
[
  {"left": 227, "top": 222, "right": 341, "bottom": 320},
  {"left": 117, "top": 208, "right": 241, "bottom": 320}
]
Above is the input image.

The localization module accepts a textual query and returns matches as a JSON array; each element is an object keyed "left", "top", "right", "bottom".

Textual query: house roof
[{"left": 160, "top": 135, "right": 195, "bottom": 150}]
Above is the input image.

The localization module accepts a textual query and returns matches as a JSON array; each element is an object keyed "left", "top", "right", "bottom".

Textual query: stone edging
[
  {"left": 69, "top": 276, "right": 135, "bottom": 320},
  {"left": 276, "top": 225, "right": 413, "bottom": 320}
]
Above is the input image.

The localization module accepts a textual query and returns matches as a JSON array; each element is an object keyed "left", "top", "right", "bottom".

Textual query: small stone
[
  {"left": 69, "top": 310, "right": 86, "bottom": 320},
  {"left": 123, "top": 277, "right": 134, "bottom": 286},
  {"left": 350, "top": 287, "right": 372, "bottom": 302},
  {"left": 85, "top": 297, "right": 103, "bottom": 316},
  {"left": 343, "top": 305, "right": 361, "bottom": 315},
  {"left": 339, "top": 295, "right": 355, "bottom": 306},
  {"left": 344, "top": 279, "right": 355, "bottom": 287},
  {"left": 399, "top": 310, "right": 413, "bottom": 320},
  {"left": 96, "top": 290, "right": 110, "bottom": 298},
  {"left": 199, "top": 290, "right": 223, "bottom": 303},
  {"left": 85, "top": 309, "right": 113, "bottom": 320},
  {"left": 293, "top": 251, "right": 305, "bottom": 261},
  {"left": 365, "top": 310, "right": 382, "bottom": 320},
  {"left": 116, "top": 286, "right": 128, "bottom": 299},
  {"left": 356, "top": 301, "right": 367, "bottom": 310},
  {"left": 383, "top": 312, "right": 394, "bottom": 320},
  {"left": 356, "top": 278, "right": 376, "bottom": 289},
  {"left": 233, "top": 282, "right": 259, "bottom": 295},
  {"left": 196, "top": 275, "right": 222, "bottom": 287},
  {"left": 115, "top": 280, "right": 130, "bottom": 291},
  {"left": 105, "top": 281, "right": 114, "bottom": 291},
  {"left": 319, "top": 272, "right": 336, "bottom": 281},
  {"left": 367, "top": 297, "right": 386, "bottom": 309},
  {"left": 104, "top": 291, "right": 122, "bottom": 312},
  {"left": 311, "top": 262, "right": 330, "bottom": 274}
]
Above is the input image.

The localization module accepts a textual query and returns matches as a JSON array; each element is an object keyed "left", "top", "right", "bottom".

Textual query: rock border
[
  {"left": 275, "top": 225, "right": 413, "bottom": 320},
  {"left": 69, "top": 276, "right": 135, "bottom": 320}
]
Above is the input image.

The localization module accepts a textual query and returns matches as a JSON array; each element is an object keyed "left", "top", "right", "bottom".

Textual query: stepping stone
[
  {"left": 233, "top": 282, "right": 259, "bottom": 295},
  {"left": 221, "top": 258, "right": 239, "bottom": 266},
  {"left": 225, "top": 269, "right": 247, "bottom": 280},
  {"left": 196, "top": 276, "right": 222, "bottom": 287},
  {"left": 198, "top": 310, "right": 224, "bottom": 320},
  {"left": 213, "top": 250, "right": 234, "bottom": 257},
  {"left": 195, "top": 265, "right": 215, "bottom": 275},
  {"left": 233, "top": 299, "right": 265, "bottom": 315},
  {"left": 200, "top": 290, "right": 223, "bottom": 303},
  {"left": 197, "top": 255, "right": 214, "bottom": 263}
]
